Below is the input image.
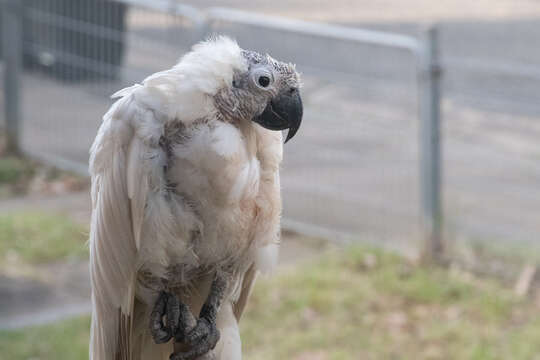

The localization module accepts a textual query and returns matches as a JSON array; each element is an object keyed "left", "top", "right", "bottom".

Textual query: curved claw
[
  {"left": 150, "top": 291, "right": 197, "bottom": 345},
  {"left": 174, "top": 299, "right": 197, "bottom": 342},
  {"left": 170, "top": 320, "right": 220, "bottom": 360},
  {"left": 149, "top": 291, "right": 172, "bottom": 344},
  {"left": 185, "top": 317, "right": 212, "bottom": 345}
]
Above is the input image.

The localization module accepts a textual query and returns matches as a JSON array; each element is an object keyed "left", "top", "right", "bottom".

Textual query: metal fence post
[
  {"left": 418, "top": 25, "right": 443, "bottom": 263},
  {"left": 1, "top": 0, "right": 22, "bottom": 154}
]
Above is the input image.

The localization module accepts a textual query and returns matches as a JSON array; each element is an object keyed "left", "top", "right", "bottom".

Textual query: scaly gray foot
[
  {"left": 150, "top": 291, "right": 196, "bottom": 345},
  {"left": 170, "top": 316, "right": 220, "bottom": 360},
  {"left": 169, "top": 273, "right": 227, "bottom": 360}
]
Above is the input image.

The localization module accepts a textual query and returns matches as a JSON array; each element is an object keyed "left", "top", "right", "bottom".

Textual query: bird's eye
[
  {"left": 252, "top": 69, "right": 274, "bottom": 90},
  {"left": 258, "top": 76, "right": 271, "bottom": 88}
]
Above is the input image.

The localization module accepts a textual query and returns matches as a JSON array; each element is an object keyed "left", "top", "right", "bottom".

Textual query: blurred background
[{"left": 1, "top": 0, "right": 540, "bottom": 359}]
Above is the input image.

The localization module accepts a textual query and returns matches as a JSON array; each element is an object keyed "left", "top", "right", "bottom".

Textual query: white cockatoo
[{"left": 89, "top": 36, "right": 302, "bottom": 360}]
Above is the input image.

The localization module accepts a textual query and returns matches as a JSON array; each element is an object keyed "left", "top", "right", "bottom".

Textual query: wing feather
[
  {"left": 127, "top": 136, "right": 148, "bottom": 250},
  {"left": 233, "top": 264, "right": 257, "bottom": 321},
  {"left": 89, "top": 88, "right": 164, "bottom": 360}
]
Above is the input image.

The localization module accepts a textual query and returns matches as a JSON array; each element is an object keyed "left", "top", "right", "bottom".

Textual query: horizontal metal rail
[
  {"left": 117, "top": 0, "right": 206, "bottom": 27},
  {"left": 22, "top": 149, "right": 90, "bottom": 177},
  {"left": 117, "top": 0, "right": 421, "bottom": 53},
  {"left": 444, "top": 56, "right": 540, "bottom": 80},
  {"left": 206, "top": 7, "right": 420, "bottom": 53}
]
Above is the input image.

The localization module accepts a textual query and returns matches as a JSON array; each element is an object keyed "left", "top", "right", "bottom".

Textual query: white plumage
[{"left": 89, "top": 36, "right": 301, "bottom": 360}]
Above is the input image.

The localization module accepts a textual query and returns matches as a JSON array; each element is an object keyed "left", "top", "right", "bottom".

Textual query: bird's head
[
  {"left": 173, "top": 36, "right": 303, "bottom": 143},
  {"left": 216, "top": 49, "right": 303, "bottom": 143}
]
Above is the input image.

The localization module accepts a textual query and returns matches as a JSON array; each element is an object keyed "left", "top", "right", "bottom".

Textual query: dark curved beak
[{"left": 253, "top": 89, "right": 303, "bottom": 143}]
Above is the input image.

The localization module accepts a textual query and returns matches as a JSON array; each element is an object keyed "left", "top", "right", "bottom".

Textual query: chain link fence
[
  {"left": 12, "top": 1, "right": 198, "bottom": 172},
  {"left": 441, "top": 58, "right": 540, "bottom": 262},
  {"left": 2, "top": 0, "right": 447, "bottom": 258}
]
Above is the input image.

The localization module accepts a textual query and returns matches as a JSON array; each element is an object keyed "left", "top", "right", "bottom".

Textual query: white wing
[{"left": 89, "top": 85, "right": 168, "bottom": 360}]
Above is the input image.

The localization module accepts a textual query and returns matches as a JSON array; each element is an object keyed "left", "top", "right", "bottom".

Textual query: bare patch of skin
[{"left": 214, "top": 50, "right": 301, "bottom": 125}]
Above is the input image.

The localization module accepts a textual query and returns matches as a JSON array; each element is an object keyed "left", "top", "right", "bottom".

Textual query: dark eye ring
[{"left": 258, "top": 76, "right": 271, "bottom": 88}]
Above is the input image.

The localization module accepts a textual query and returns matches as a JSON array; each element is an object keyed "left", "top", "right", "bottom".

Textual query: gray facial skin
[{"left": 214, "top": 50, "right": 303, "bottom": 143}]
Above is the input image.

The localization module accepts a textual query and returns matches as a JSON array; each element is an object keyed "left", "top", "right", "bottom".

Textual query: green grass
[
  {"left": 0, "top": 156, "right": 34, "bottom": 184},
  {"left": 241, "top": 247, "right": 540, "bottom": 359},
  {"left": 0, "top": 317, "right": 90, "bottom": 360},
  {"left": 0, "top": 154, "right": 89, "bottom": 198},
  {"left": 0, "top": 156, "right": 35, "bottom": 197},
  {"left": 0, "top": 212, "right": 88, "bottom": 265},
  {"left": 2, "top": 246, "right": 540, "bottom": 360}
]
